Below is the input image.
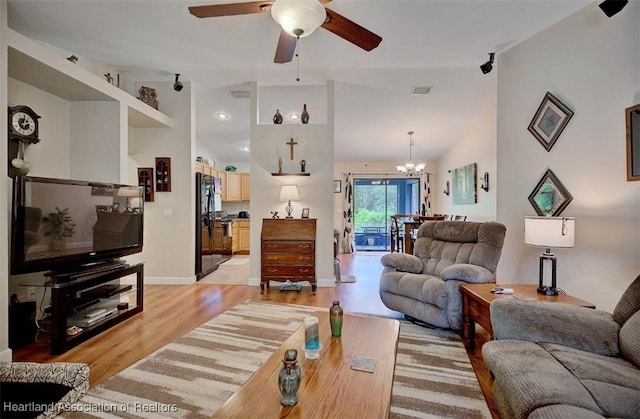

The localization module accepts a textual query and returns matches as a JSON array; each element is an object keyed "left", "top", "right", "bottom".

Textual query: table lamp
[
  {"left": 524, "top": 216, "right": 575, "bottom": 295},
  {"left": 279, "top": 185, "right": 300, "bottom": 219},
  {"left": 117, "top": 187, "right": 141, "bottom": 213}
]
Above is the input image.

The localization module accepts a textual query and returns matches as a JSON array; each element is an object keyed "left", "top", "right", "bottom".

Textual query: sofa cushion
[
  {"left": 620, "top": 310, "right": 640, "bottom": 368},
  {"left": 528, "top": 405, "right": 607, "bottom": 419},
  {"left": 482, "top": 340, "right": 603, "bottom": 417},
  {"left": 612, "top": 274, "right": 640, "bottom": 325},
  {"left": 540, "top": 342, "right": 640, "bottom": 390}
]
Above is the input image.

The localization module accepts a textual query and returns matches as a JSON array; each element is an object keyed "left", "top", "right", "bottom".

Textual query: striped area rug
[{"left": 61, "top": 301, "right": 490, "bottom": 418}]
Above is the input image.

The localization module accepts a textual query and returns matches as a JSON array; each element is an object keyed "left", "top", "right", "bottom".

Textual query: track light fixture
[
  {"left": 598, "top": 0, "right": 628, "bottom": 17},
  {"left": 173, "top": 74, "right": 183, "bottom": 92},
  {"left": 480, "top": 53, "right": 495, "bottom": 74}
]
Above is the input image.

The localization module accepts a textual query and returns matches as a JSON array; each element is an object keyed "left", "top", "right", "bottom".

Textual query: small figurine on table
[
  {"left": 300, "top": 160, "right": 306, "bottom": 173},
  {"left": 271, "top": 211, "right": 280, "bottom": 219},
  {"left": 278, "top": 157, "right": 283, "bottom": 174}
]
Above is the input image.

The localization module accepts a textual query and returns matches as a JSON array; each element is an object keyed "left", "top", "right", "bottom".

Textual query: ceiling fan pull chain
[{"left": 296, "top": 37, "right": 301, "bottom": 82}]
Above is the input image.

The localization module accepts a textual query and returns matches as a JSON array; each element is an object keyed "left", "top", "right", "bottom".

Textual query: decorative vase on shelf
[
  {"left": 278, "top": 349, "right": 302, "bottom": 406},
  {"left": 273, "top": 109, "right": 283, "bottom": 124},
  {"left": 301, "top": 104, "right": 309, "bottom": 124},
  {"left": 330, "top": 300, "right": 343, "bottom": 337}
]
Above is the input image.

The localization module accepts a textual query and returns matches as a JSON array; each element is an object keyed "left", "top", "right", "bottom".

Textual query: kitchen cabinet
[
  {"left": 232, "top": 222, "right": 239, "bottom": 253},
  {"left": 241, "top": 173, "right": 250, "bottom": 201},
  {"left": 237, "top": 220, "right": 250, "bottom": 255},
  {"left": 225, "top": 172, "right": 241, "bottom": 201}
]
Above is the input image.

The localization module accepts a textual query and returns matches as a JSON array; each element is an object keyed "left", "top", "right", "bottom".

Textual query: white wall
[
  {"left": 8, "top": 79, "right": 71, "bottom": 178},
  {"left": 249, "top": 81, "right": 335, "bottom": 287},
  {"left": 496, "top": 2, "right": 640, "bottom": 312},
  {"left": 1, "top": 0, "right": 11, "bottom": 362},
  {"left": 127, "top": 81, "right": 195, "bottom": 284},
  {"left": 436, "top": 97, "right": 497, "bottom": 222}
]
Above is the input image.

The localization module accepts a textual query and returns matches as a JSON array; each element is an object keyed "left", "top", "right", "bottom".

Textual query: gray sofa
[
  {"left": 482, "top": 274, "right": 640, "bottom": 419},
  {"left": 379, "top": 220, "right": 506, "bottom": 330}
]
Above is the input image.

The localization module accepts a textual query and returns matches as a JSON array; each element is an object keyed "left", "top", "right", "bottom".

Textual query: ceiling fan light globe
[
  {"left": 416, "top": 163, "right": 426, "bottom": 171},
  {"left": 271, "top": 0, "right": 326, "bottom": 38}
]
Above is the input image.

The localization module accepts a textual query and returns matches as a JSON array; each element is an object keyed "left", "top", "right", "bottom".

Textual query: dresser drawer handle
[
  {"left": 299, "top": 269, "right": 310, "bottom": 273},
  {"left": 299, "top": 244, "right": 311, "bottom": 249},
  {"left": 266, "top": 268, "right": 278, "bottom": 273}
]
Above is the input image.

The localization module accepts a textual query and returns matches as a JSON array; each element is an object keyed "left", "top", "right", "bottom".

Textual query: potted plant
[{"left": 42, "top": 207, "right": 76, "bottom": 250}]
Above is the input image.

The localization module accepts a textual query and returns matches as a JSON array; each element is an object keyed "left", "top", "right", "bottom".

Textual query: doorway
[{"left": 352, "top": 178, "right": 420, "bottom": 251}]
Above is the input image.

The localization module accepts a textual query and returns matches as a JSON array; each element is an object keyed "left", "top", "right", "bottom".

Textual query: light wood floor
[{"left": 13, "top": 252, "right": 497, "bottom": 418}]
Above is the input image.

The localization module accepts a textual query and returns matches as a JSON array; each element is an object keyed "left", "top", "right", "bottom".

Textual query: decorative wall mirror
[{"left": 626, "top": 103, "right": 640, "bottom": 181}]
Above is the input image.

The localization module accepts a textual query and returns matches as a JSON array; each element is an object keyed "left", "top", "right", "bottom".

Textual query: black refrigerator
[{"left": 195, "top": 172, "right": 230, "bottom": 279}]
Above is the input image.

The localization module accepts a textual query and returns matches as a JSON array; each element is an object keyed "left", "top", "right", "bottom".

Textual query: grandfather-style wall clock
[{"left": 8, "top": 105, "right": 41, "bottom": 143}]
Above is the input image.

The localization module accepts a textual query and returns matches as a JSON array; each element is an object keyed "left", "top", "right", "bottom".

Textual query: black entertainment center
[{"left": 10, "top": 176, "right": 146, "bottom": 354}]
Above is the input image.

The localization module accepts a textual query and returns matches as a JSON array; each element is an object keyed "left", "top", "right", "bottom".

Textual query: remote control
[{"left": 85, "top": 308, "right": 107, "bottom": 318}]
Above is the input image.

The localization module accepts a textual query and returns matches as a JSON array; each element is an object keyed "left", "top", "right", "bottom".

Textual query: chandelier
[{"left": 396, "top": 131, "right": 426, "bottom": 176}]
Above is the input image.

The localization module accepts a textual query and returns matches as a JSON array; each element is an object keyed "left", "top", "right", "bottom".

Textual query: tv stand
[
  {"left": 27, "top": 262, "right": 144, "bottom": 354},
  {"left": 45, "top": 259, "right": 128, "bottom": 282}
]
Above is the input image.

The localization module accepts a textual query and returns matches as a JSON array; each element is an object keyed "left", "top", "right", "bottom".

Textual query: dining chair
[{"left": 390, "top": 215, "right": 404, "bottom": 253}]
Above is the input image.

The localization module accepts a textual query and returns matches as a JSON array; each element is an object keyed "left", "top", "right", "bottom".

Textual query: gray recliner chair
[{"left": 379, "top": 220, "right": 506, "bottom": 330}]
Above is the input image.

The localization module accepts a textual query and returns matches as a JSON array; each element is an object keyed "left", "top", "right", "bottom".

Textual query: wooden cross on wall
[{"left": 286, "top": 138, "right": 298, "bottom": 160}]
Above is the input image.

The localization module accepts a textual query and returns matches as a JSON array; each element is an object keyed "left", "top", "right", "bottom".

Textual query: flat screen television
[{"left": 10, "top": 176, "right": 144, "bottom": 275}]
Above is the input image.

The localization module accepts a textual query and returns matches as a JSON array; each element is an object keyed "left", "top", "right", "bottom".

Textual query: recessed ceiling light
[
  {"left": 288, "top": 113, "right": 300, "bottom": 121},
  {"left": 241, "top": 146, "right": 249, "bottom": 152},
  {"left": 216, "top": 112, "right": 229, "bottom": 120}
]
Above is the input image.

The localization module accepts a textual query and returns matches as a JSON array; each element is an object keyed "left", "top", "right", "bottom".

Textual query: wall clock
[{"left": 8, "top": 105, "right": 41, "bottom": 143}]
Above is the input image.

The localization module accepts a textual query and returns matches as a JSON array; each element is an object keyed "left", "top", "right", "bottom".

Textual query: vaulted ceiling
[{"left": 7, "top": 0, "right": 592, "bottom": 165}]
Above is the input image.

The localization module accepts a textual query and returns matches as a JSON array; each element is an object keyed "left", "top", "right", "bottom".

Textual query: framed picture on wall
[
  {"left": 528, "top": 92, "right": 574, "bottom": 152},
  {"left": 334, "top": 180, "right": 342, "bottom": 193},
  {"left": 528, "top": 169, "right": 573, "bottom": 216},
  {"left": 626, "top": 103, "right": 640, "bottom": 181},
  {"left": 452, "top": 163, "right": 477, "bottom": 204}
]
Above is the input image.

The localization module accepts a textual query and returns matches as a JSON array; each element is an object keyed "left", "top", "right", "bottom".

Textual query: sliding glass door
[{"left": 353, "top": 178, "right": 420, "bottom": 251}]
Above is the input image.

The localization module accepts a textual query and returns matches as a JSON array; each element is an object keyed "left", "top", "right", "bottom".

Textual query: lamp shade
[
  {"left": 524, "top": 216, "right": 575, "bottom": 248},
  {"left": 117, "top": 187, "right": 141, "bottom": 197},
  {"left": 271, "top": 0, "right": 326, "bottom": 38},
  {"left": 280, "top": 185, "right": 300, "bottom": 201}
]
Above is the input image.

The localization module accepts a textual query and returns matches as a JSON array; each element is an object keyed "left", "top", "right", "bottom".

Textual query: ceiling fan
[{"left": 188, "top": 0, "right": 382, "bottom": 64}]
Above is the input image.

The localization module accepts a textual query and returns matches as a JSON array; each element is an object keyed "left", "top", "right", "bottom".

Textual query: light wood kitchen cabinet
[
  {"left": 238, "top": 220, "right": 250, "bottom": 255},
  {"left": 241, "top": 172, "right": 250, "bottom": 201},
  {"left": 225, "top": 172, "right": 241, "bottom": 201},
  {"left": 232, "top": 222, "right": 239, "bottom": 253}
]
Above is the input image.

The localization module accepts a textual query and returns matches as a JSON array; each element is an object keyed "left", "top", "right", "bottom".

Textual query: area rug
[
  {"left": 220, "top": 257, "right": 249, "bottom": 266},
  {"left": 339, "top": 274, "right": 357, "bottom": 283},
  {"left": 61, "top": 301, "right": 490, "bottom": 418},
  {"left": 198, "top": 260, "right": 249, "bottom": 285}
]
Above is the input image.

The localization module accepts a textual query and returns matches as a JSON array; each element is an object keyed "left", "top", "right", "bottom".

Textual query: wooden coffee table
[
  {"left": 460, "top": 283, "right": 595, "bottom": 348},
  {"left": 212, "top": 311, "right": 400, "bottom": 418}
]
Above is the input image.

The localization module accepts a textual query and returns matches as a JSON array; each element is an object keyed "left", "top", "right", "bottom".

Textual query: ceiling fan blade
[
  {"left": 188, "top": 1, "right": 273, "bottom": 18},
  {"left": 274, "top": 30, "right": 297, "bottom": 63},
  {"left": 321, "top": 7, "right": 382, "bottom": 51}
]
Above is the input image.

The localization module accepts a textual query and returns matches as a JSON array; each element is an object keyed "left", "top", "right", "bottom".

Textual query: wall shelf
[
  {"left": 7, "top": 29, "right": 173, "bottom": 129},
  {"left": 271, "top": 173, "right": 310, "bottom": 176}
]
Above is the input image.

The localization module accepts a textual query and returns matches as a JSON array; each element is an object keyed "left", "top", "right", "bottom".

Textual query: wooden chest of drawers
[{"left": 261, "top": 218, "right": 317, "bottom": 294}]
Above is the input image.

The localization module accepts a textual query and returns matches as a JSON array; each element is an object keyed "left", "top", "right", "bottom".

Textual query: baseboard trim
[{"left": 144, "top": 276, "right": 195, "bottom": 285}]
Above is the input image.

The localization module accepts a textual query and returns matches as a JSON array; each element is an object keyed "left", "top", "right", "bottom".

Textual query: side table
[{"left": 460, "top": 283, "right": 595, "bottom": 349}]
